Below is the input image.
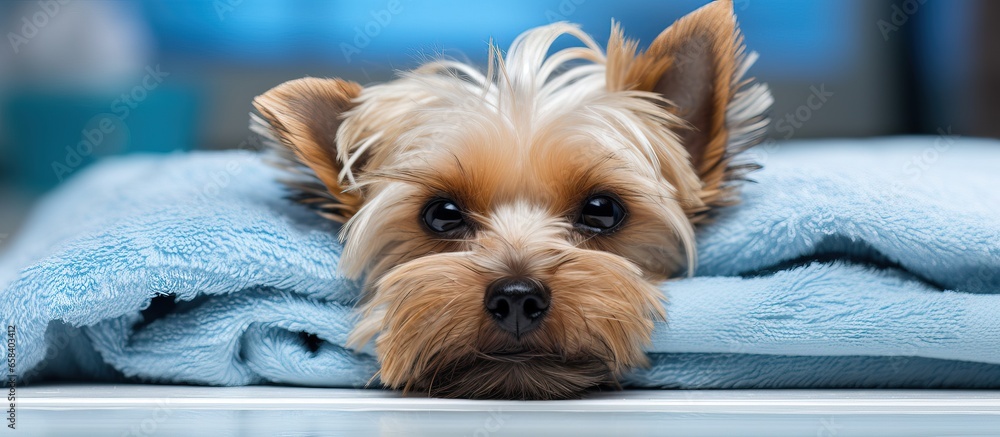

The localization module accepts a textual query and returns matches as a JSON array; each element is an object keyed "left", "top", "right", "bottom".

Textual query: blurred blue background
[{"left": 0, "top": 0, "right": 993, "bottom": 245}]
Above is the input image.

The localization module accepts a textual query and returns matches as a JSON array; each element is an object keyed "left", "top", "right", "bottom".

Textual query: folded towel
[{"left": 2, "top": 137, "right": 999, "bottom": 389}]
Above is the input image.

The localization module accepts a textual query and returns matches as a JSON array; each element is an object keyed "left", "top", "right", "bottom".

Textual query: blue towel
[{"left": 2, "top": 137, "right": 999, "bottom": 389}]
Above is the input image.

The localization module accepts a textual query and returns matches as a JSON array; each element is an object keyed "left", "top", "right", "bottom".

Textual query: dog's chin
[{"left": 405, "top": 352, "right": 618, "bottom": 400}]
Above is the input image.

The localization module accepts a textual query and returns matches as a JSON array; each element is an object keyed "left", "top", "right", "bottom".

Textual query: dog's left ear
[
  {"left": 613, "top": 0, "right": 770, "bottom": 217},
  {"left": 252, "top": 78, "right": 364, "bottom": 223}
]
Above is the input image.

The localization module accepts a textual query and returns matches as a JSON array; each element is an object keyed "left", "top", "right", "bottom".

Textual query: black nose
[{"left": 484, "top": 278, "right": 550, "bottom": 337}]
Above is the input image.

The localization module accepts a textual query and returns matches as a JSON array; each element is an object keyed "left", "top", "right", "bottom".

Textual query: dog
[{"left": 251, "top": 0, "right": 771, "bottom": 399}]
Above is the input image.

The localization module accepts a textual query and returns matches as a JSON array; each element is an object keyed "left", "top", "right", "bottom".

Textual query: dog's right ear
[{"left": 253, "top": 78, "right": 363, "bottom": 223}]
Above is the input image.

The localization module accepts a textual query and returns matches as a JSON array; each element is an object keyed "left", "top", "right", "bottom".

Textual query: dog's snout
[{"left": 484, "top": 278, "right": 549, "bottom": 336}]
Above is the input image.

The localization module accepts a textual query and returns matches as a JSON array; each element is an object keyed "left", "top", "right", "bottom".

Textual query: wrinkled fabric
[{"left": 2, "top": 137, "right": 998, "bottom": 389}]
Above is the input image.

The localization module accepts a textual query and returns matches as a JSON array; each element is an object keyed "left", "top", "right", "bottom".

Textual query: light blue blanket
[{"left": 2, "top": 137, "right": 999, "bottom": 389}]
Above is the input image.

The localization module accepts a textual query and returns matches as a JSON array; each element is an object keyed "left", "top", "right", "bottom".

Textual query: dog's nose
[{"left": 484, "top": 278, "right": 550, "bottom": 336}]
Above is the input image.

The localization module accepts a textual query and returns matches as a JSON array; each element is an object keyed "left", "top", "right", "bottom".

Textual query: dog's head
[{"left": 253, "top": 0, "right": 770, "bottom": 399}]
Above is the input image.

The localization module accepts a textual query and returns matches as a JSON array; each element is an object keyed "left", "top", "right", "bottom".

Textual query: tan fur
[
  {"left": 252, "top": 0, "right": 770, "bottom": 399},
  {"left": 612, "top": 0, "right": 769, "bottom": 219},
  {"left": 253, "top": 78, "right": 364, "bottom": 222}
]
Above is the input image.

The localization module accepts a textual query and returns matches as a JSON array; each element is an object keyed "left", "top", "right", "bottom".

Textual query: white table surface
[{"left": 14, "top": 384, "right": 1000, "bottom": 436}]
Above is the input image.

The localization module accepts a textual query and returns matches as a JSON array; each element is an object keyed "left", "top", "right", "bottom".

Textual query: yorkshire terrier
[{"left": 251, "top": 0, "right": 771, "bottom": 399}]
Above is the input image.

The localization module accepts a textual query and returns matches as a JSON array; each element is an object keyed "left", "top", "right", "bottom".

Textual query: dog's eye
[
  {"left": 577, "top": 195, "right": 626, "bottom": 232},
  {"left": 422, "top": 199, "right": 465, "bottom": 233}
]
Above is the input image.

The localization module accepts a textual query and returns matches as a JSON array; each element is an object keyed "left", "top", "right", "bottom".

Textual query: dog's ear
[
  {"left": 612, "top": 0, "right": 770, "bottom": 217},
  {"left": 253, "top": 78, "right": 364, "bottom": 223}
]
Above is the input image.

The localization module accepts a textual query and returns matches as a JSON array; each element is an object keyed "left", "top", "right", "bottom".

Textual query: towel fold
[{"left": 2, "top": 137, "right": 998, "bottom": 388}]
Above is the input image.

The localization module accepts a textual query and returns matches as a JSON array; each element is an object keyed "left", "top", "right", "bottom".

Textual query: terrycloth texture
[{"left": 1, "top": 137, "right": 999, "bottom": 389}]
